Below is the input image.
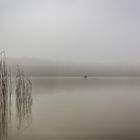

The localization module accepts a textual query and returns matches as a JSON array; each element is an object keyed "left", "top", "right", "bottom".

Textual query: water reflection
[{"left": 10, "top": 77, "right": 140, "bottom": 139}]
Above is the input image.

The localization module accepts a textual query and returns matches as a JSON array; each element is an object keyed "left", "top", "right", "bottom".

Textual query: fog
[
  {"left": 1, "top": 0, "right": 140, "bottom": 76},
  {"left": 1, "top": 1, "right": 140, "bottom": 139}
]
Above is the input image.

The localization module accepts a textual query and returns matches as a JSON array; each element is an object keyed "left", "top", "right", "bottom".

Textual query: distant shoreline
[{"left": 30, "top": 76, "right": 140, "bottom": 80}]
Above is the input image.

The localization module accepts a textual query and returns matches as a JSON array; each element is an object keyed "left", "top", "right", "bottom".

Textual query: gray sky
[{"left": 1, "top": 0, "right": 140, "bottom": 76}]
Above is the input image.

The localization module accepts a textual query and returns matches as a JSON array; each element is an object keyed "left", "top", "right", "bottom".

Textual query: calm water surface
[{"left": 9, "top": 77, "right": 140, "bottom": 140}]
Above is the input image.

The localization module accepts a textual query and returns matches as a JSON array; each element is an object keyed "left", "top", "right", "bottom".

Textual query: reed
[
  {"left": 0, "top": 52, "right": 12, "bottom": 140},
  {"left": 0, "top": 52, "right": 32, "bottom": 140},
  {"left": 16, "top": 66, "right": 32, "bottom": 130}
]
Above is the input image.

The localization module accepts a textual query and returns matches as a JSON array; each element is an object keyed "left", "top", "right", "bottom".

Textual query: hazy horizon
[
  {"left": 5, "top": 57, "right": 140, "bottom": 77},
  {"left": 1, "top": 0, "right": 140, "bottom": 77}
]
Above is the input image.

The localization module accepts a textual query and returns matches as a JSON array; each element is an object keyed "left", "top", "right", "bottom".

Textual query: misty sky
[{"left": 1, "top": 0, "right": 140, "bottom": 76}]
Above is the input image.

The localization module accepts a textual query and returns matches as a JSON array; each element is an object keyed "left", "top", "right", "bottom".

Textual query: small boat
[{"left": 84, "top": 75, "right": 88, "bottom": 78}]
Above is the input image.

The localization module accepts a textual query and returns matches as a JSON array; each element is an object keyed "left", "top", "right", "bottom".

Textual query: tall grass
[
  {"left": 16, "top": 66, "right": 32, "bottom": 130},
  {"left": 0, "top": 52, "right": 12, "bottom": 140},
  {"left": 0, "top": 52, "right": 32, "bottom": 140}
]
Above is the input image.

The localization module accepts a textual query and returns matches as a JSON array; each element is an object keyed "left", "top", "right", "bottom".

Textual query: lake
[{"left": 9, "top": 77, "right": 140, "bottom": 140}]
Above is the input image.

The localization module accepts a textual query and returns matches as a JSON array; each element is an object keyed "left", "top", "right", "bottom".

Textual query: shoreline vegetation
[
  {"left": 16, "top": 66, "right": 32, "bottom": 130},
  {"left": 0, "top": 52, "right": 32, "bottom": 140}
]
